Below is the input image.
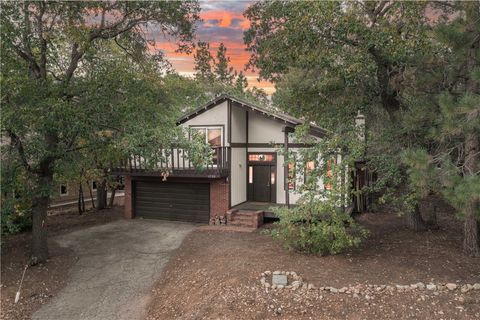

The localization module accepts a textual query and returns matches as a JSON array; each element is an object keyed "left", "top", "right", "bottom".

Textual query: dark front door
[{"left": 253, "top": 166, "right": 271, "bottom": 202}]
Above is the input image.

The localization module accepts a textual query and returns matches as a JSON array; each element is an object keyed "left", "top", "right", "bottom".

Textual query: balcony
[{"left": 110, "top": 146, "right": 230, "bottom": 178}]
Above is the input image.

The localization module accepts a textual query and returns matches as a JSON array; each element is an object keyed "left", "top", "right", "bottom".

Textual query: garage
[{"left": 134, "top": 181, "right": 210, "bottom": 223}]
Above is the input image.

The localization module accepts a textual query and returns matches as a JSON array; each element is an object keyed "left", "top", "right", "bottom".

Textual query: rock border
[{"left": 259, "top": 271, "right": 480, "bottom": 296}]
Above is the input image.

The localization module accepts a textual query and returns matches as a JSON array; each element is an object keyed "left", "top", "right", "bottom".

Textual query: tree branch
[{"left": 6, "top": 130, "right": 33, "bottom": 173}]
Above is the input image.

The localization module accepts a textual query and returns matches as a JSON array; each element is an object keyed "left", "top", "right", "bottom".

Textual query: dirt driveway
[{"left": 32, "top": 219, "right": 195, "bottom": 320}]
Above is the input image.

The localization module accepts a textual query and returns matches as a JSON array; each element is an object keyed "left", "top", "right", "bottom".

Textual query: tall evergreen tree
[
  {"left": 214, "top": 42, "right": 235, "bottom": 85},
  {"left": 403, "top": 2, "right": 480, "bottom": 256},
  {"left": 194, "top": 41, "right": 215, "bottom": 82},
  {"left": 234, "top": 71, "right": 248, "bottom": 94}
]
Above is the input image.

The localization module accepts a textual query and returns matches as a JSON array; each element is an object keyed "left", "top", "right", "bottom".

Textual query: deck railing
[{"left": 111, "top": 146, "right": 230, "bottom": 178}]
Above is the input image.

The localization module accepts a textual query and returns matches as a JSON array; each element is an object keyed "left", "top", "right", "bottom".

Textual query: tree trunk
[
  {"left": 463, "top": 132, "right": 479, "bottom": 256},
  {"left": 78, "top": 183, "right": 85, "bottom": 214},
  {"left": 87, "top": 181, "right": 95, "bottom": 209},
  {"left": 109, "top": 187, "right": 116, "bottom": 208},
  {"left": 96, "top": 179, "right": 108, "bottom": 210},
  {"left": 405, "top": 204, "right": 427, "bottom": 232},
  {"left": 464, "top": 202, "right": 480, "bottom": 257},
  {"left": 30, "top": 172, "right": 53, "bottom": 264}
]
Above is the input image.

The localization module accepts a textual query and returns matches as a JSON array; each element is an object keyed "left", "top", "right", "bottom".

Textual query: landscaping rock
[
  {"left": 446, "top": 283, "right": 457, "bottom": 291},
  {"left": 272, "top": 274, "right": 288, "bottom": 286},
  {"left": 426, "top": 284, "right": 437, "bottom": 291}
]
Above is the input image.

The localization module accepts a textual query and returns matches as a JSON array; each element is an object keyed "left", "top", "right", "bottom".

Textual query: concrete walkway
[{"left": 33, "top": 219, "right": 195, "bottom": 320}]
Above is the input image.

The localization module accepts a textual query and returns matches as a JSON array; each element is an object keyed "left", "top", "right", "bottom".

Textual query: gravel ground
[{"left": 146, "top": 211, "right": 480, "bottom": 320}]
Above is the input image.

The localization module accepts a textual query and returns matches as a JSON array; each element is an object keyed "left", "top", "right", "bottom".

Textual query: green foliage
[
  {"left": 214, "top": 43, "right": 235, "bottom": 85},
  {"left": 194, "top": 42, "right": 215, "bottom": 82},
  {"left": 1, "top": 156, "right": 33, "bottom": 234},
  {"left": 271, "top": 201, "right": 368, "bottom": 255},
  {"left": 270, "top": 124, "right": 368, "bottom": 255}
]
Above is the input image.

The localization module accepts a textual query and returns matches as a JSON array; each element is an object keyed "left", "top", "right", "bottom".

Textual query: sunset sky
[{"left": 156, "top": 0, "right": 274, "bottom": 94}]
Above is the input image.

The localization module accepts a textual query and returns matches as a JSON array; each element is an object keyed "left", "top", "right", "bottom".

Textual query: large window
[
  {"left": 191, "top": 126, "right": 223, "bottom": 165},
  {"left": 191, "top": 127, "right": 223, "bottom": 147}
]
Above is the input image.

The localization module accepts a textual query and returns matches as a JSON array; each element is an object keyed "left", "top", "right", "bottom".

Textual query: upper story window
[{"left": 191, "top": 127, "right": 223, "bottom": 147}]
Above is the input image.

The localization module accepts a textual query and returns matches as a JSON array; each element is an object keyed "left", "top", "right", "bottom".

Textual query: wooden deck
[{"left": 110, "top": 146, "right": 230, "bottom": 178}]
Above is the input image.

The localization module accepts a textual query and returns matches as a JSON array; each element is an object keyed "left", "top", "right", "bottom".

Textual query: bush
[
  {"left": 1, "top": 197, "right": 32, "bottom": 235},
  {"left": 270, "top": 201, "right": 368, "bottom": 255}
]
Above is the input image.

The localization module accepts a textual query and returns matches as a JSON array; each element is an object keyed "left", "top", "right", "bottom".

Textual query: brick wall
[
  {"left": 210, "top": 178, "right": 230, "bottom": 221},
  {"left": 124, "top": 175, "right": 133, "bottom": 219}
]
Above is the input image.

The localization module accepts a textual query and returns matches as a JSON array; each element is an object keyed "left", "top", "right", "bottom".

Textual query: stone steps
[{"left": 226, "top": 209, "right": 264, "bottom": 229}]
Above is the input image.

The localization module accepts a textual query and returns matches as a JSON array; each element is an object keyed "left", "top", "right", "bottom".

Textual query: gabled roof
[{"left": 176, "top": 94, "right": 328, "bottom": 138}]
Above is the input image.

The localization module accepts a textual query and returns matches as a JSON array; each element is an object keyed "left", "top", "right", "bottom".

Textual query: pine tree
[
  {"left": 402, "top": 2, "right": 480, "bottom": 256},
  {"left": 214, "top": 43, "right": 234, "bottom": 85},
  {"left": 234, "top": 71, "right": 248, "bottom": 93},
  {"left": 194, "top": 42, "right": 215, "bottom": 82}
]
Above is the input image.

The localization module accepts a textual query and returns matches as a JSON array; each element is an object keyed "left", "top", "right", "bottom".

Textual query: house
[
  {"left": 112, "top": 94, "right": 331, "bottom": 226},
  {"left": 49, "top": 181, "right": 125, "bottom": 212}
]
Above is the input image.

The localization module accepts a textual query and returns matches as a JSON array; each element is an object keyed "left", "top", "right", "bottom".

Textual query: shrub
[
  {"left": 270, "top": 201, "right": 368, "bottom": 255},
  {"left": 1, "top": 196, "right": 32, "bottom": 235}
]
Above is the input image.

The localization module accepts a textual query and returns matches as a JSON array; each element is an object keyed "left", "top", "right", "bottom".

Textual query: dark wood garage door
[{"left": 134, "top": 181, "right": 210, "bottom": 223}]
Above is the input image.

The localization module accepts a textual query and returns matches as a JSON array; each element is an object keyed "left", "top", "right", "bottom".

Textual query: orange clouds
[
  {"left": 200, "top": 10, "right": 249, "bottom": 29},
  {"left": 145, "top": 1, "right": 274, "bottom": 94}
]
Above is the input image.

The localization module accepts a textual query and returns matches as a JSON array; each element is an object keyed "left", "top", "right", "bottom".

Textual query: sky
[{"left": 155, "top": 0, "right": 274, "bottom": 94}]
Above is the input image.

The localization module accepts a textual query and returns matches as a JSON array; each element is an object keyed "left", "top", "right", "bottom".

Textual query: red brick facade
[
  {"left": 124, "top": 175, "right": 133, "bottom": 219},
  {"left": 209, "top": 178, "right": 230, "bottom": 220}
]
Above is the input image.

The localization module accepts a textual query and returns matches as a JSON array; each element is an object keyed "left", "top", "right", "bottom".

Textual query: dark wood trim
[
  {"left": 227, "top": 99, "right": 232, "bottom": 144},
  {"left": 245, "top": 110, "right": 249, "bottom": 206},
  {"left": 230, "top": 142, "right": 314, "bottom": 148},
  {"left": 227, "top": 147, "right": 232, "bottom": 208},
  {"left": 227, "top": 100, "right": 232, "bottom": 208},
  {"left": 284, "top": 129, "right": 290, "bottom": 208},
  {"left": 176, "top": 95, "right": 328, "bottom": 138}
]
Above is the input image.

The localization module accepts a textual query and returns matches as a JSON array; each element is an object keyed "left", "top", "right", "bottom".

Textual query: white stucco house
[{"left": 114, "top": 94, "right": 339, "bottom": 228}]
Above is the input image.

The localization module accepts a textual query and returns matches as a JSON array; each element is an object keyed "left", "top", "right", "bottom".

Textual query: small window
[
  {"left": 92, "top": 181, "right": 97, "bottom": 191},
  {"left": 304, "top": 160, "right": 316, "bottom": 182},
  {"left": 324, "top": 159, "right": 336, "bottom": 190},
  {"left": 248, "top": 154, "right": 274, "bottom": 162},
  {"left": 288, "top": 162, "right": 296, "bottom": 190},
  {"left": 60, "top": 184, "right": 68, "bottom": 196},
  {"left": 248, "top": 166, "right": 253, "bottom": 184}
]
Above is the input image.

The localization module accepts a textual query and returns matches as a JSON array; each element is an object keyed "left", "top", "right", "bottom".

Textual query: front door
[{"left": 253, "top": 165, "right": 271, "bottom": 202}]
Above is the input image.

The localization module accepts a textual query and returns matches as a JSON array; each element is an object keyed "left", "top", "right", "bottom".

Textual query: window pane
[
  {"left": 249, "top": 166, "right": 253, "bottom": 183},
  {"left": 248, "top": 154, "right": 274, "bottom": 162},
  {"left": 191, "top": 128, "right": 206, "bottom": 139},
  {"left": 288, "top": 162, "right": 295, "bottom": 190},
  {"left": 207, "top": 128, "right": 221, "bottom": 146}
]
